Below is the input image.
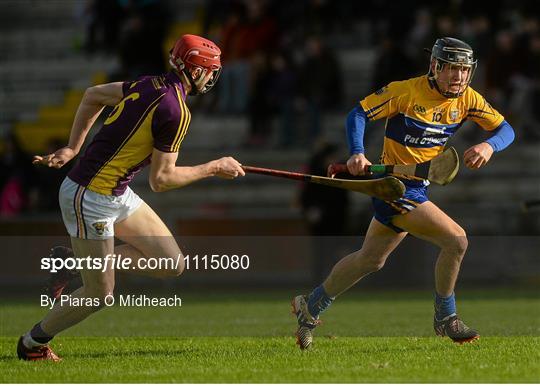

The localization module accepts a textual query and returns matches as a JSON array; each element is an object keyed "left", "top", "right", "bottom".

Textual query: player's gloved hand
[
  {"left": 32, "top": 146, "right": 77, "bottom": 169},
  {"left": 346, "top": 153, "right": 372, "bottom": 176},
  {"left": 211, "top": 157, "right": 245, "bottom": 179},
  {"left": 463, "top": 142, "right": 494, "bottom": 169}
]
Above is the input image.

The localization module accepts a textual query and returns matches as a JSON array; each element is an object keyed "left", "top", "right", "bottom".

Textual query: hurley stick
[
  {"left": 242, "top": 165, "right": 405, "bottom": 201},
  {"left": 328, "top": 147, "right": 459, "bottom": 185}
]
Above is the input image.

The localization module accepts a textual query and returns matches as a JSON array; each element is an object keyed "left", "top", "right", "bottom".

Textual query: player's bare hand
[
  {"left": 211, "top": 157, "right": 245, "bottom": 179},
  {"left": 32, "top": 147, "right": 77, "bottom": 169},
  {"left": 346, "top": 153, "right": 372, "bottom": 176},
  {"left": 463, "top": 142, "right": 494, "bottom": 169}
]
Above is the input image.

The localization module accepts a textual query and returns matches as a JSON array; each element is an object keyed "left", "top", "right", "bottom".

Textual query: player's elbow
[
  {"left": 83, "top": 85, "right": 107, "bottom": 107},
  {"left": 149, "top": 182, "right": 162, "bottom": 193},
  {"left": 83, "top": 86, "right": 97, "bottom": 102},
  {"left": 149, "top": 179, "right": 165, "bottom": 193},
  {"left": 149, "top": 174, "right": 168, "bottom": 192},
  {"left": 149, "top": 153, "right": 178, "bottom": 192}
]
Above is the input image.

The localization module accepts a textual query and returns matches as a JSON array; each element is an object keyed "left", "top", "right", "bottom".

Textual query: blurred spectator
[
  {"left": 433, "top": 14, "right": 458, "bottom": 41},
  {"left": 509, "top": 33, "right": 540, "bottom": 141},
  {"left": 268, "top": 51, "right": 298, "bottom": 147},
  {"left": 298, "top": 36, "right": 343, "bottom": 142},
  {"left": 112, "top": 0, "right": 172, "bottom": 80},
  {"left": 372, "top": 36, "right": 417, "bottom": 90},
  {"left": 462, "top": 14, "right": 492, "bottom": 61},
  {"left": 299, "top": 142, "right": 349, "bottom": 236},
  {"left": 302, "top": 0, "right": 340, "bottom": 36},
  {"left": 0, "top": 134, "right": 38, "bottom": 217},
  {"left": 84, "top": 0, "right": 124, "bottom": 54},
  {"left": 299, "top": 142, "right": 350, "bottom": 282},
  {"left": 485, "top": 31, "right": 519, "bottom": 114},
  {"left": 33, "top": 139, "right": 69, "bottom": 211},
  {"left": 202, "top": 0, "right": 238, "bottom": 37},
  {"left": 216, "top": 2, "right": 251, "bottom": 114},
  {"left": 246, "top": 52, "right": 273, "bottom": 146},
  {"left": 218, "top": 0, "right": 277, "bottom": 115},
  {"left": 408, "top": 8, "right": 434, "bottom": 73}
]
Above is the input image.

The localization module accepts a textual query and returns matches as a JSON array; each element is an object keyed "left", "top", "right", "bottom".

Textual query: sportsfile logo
[
  {"left": 40, "top": 254, "right": 181, "bottom": 273},
  {"left": 40, "top": 254, "right": 250, "bottom": 273}
]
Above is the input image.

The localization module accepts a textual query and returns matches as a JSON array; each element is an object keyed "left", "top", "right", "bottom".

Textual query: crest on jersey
[
  {"left": 92, "top": 221, "right": 108, "bottom": 236},
  {"left": 450, "top": 109, "right": 460, "bottom": 121},
  {"left": 413, "top": 104, "right": 427, "bottom": 114}
]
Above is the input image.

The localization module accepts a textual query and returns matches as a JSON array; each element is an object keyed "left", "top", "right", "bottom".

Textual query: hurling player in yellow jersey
[
  {"left": 292, "top": 37, "right": 515, "bottom": 349},
  {"left": 18, "top": 35, "right": 245, "bottom": 361}
]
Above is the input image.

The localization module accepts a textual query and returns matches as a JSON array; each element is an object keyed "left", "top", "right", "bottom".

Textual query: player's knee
[
  {"left": 353, "top": 251, "right": 386, "bottom": 273},
  {"left": 451, "top": 229, "right": 468, "bottom": 255},
  {"left": 159, "top": 251, "right": 185, "bottom": 277},
  {"left": 366, "top": 257, "right": 386, "bottom": 272},
  {"left": 168, "top": 254, "right": 185, "bottom": 277},
  {"left": 441, "top": 229, "right": 468, "bottom": 256},
  {"left": 457, "top": 234, "right": 468, "bottom": 255}
]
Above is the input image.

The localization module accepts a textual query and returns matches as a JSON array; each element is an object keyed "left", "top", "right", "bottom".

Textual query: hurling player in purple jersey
[{"left": 18, "top": 35, "right": 245, "bottom": 361}]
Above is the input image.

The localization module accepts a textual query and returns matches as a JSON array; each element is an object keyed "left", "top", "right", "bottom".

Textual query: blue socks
[
  {"left": 307, "top": 285, "right": 335, "bottom": 319},
  {"left": 435, "top": 292, "right": 457, "bottom": 320},
  {"left": 307, "top": 287, "right": 456, "bottom": 321}
]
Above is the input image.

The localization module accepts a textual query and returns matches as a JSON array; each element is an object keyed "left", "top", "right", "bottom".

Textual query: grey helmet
[{"left": 427, "top": 37, "right": 477, "bottom": 98}]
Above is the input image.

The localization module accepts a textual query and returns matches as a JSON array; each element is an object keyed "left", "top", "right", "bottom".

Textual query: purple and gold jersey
[
  {"left": 68, "top": 71, "right": 191, "bottom": 196},
  {"left": 360, "top": 75, "right": 504, "bottom": 166}
]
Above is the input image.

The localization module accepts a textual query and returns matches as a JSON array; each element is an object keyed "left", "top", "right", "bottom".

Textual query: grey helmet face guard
[{"left": 427, "top": 37, "right": 477, "bottom": 98}]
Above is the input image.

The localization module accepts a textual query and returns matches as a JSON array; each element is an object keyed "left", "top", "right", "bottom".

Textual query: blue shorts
[{"left": 372, "top": 178, "right": 429, "bottom": 233}]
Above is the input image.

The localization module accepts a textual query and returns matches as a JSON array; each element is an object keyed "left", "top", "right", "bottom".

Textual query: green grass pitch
[{"left": 1, "top": 290, "right": 539, "bottom": 382}]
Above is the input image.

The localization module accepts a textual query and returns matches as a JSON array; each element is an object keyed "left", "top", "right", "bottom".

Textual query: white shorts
[{"left": 59, "top": 177, "right": 143, "bottom": 240}]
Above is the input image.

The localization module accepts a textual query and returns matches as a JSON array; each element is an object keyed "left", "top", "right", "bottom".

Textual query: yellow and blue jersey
[
  {"left": 359, "top": 75, "right": 504, "bottom": 166},
  {"left": 68, "top": 71, "right": 191, "bottom": 196}
]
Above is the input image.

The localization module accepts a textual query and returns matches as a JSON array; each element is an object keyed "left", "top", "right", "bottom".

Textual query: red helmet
[{"left": 169, "top": 34, "right": 222, "bottom": 94}]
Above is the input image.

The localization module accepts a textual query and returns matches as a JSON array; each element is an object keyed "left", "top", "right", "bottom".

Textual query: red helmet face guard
[{"left": 169, "top": 34, "right": 222, "bottom": 95}]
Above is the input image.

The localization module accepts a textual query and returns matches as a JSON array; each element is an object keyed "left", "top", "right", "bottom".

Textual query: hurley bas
[{"left": 41, "top": 294, "right": 182, "bottom": 309}]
